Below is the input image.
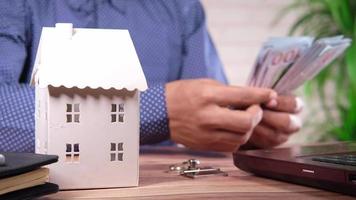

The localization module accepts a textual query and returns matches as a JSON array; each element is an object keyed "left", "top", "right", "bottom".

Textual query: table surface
[{"left": 41, "top": 147, "right": 354, "bottom": 200}]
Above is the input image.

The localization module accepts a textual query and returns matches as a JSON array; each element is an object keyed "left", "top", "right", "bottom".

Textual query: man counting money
[{"left": 0, "top": 0, "right": 302, "bottom": 152}]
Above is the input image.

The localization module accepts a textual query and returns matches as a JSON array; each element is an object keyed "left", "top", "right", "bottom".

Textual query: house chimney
[{"left": 55, "top": 23, "right": 73, "bottom": 39}]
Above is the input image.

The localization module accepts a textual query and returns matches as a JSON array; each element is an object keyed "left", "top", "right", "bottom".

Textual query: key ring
[
  {"left": 169, "top": 159, "right": 199, "bottom": 172},
  {"left": 168, "top": 158, "right": 228, "bottom": 178}
]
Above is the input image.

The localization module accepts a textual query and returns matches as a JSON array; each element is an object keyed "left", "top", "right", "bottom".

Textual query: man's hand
[
  {"left": 165, "top": 79, "right": 277, "bottom": 152},
  {"left": 244, "top": 95, "right": 304, "bottom": 149}
]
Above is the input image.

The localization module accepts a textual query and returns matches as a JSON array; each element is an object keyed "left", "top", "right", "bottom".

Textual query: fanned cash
[{"left": 248, "top": 36, "right": 351, "bottom": 94}]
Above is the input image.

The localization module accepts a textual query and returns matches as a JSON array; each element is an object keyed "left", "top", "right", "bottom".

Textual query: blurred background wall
[{"left": 201, "top": 0, "right": 296, "bottom": 85}]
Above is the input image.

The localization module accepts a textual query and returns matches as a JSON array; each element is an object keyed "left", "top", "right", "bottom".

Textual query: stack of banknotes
[{"left": 247, "top": 36, "right": 351, "bottom": 94}]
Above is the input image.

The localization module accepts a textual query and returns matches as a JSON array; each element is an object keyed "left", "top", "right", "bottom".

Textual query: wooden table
[{"left": 42, "top": 147, "right": 354, "bottom": 200}]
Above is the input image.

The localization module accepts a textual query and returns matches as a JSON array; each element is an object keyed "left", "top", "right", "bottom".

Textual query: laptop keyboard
[{"left": 312, "top": 154, "right": 356, "bottom": 166}]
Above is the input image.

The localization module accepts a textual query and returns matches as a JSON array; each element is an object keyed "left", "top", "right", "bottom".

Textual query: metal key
[{"left": 168, "top": 159, "right": 228, "bottom": 178}]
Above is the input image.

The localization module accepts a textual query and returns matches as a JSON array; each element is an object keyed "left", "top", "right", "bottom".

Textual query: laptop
[{"left": 233, "top": 142, "right": 356, "bottom": 196}]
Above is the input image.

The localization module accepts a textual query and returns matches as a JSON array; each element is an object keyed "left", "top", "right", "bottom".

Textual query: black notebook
[
  {"left": 0, "top": 182, "right": 59, "bottom": 200},
  {"left": 0, "top": 152, "right": 58, "bottom": 179}
]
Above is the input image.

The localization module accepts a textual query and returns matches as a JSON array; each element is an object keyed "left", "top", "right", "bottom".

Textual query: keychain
[{"left": 168, "top": 159, "right": 228, "bottom": 178}]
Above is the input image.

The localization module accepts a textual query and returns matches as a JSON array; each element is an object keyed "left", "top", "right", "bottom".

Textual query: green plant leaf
[
  {"left": 325, "top": 0, "right": 354, "bottom": 35},
  {"left": 304, "top": 81, "right": 313, "bottom": 97},
  {"left": 344, "top": 90, "right": 356, "bottom": 140},
  {"left": 276, "top": 0, "right": 356, "bottom": 141},
  {"left": 288, "top": 9, "right": 330, "bottom": 35},
  {"left": 354, "top": 14, "right": 356, "bottom": 37},
  {"left": 335, "top": 59, "right": 347, "bottom": 109},
  {"left": 346, "top": 42, "right": 356, "bottom": 89}
]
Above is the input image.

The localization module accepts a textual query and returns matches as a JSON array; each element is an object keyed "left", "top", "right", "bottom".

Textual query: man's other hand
[
  {"left": 244, "top": 95, "right": 304, "bottom": 149},
  {"left": 165, "top": 79, "right": 277, "bottom": 152}
]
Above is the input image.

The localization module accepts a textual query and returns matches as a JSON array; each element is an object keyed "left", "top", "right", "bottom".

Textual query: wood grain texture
[{"left": 41, "top": 147, "right": 353, "bottom": 200}]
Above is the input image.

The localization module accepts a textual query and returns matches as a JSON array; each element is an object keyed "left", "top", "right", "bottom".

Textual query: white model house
[{"left": 30, "top": 23, "right": 147, "bottom": 189}]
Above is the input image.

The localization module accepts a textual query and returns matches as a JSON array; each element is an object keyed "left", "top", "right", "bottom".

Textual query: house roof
[{"left": 31, "top": 23, "right": 147, "bottom": 91}]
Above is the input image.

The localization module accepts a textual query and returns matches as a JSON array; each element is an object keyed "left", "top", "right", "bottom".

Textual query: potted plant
[{"left": 277, "top": 0, "right": 356, "bottom": 140}]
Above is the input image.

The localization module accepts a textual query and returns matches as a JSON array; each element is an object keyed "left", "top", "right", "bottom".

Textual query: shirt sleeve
[
  {"left": 139, "top": 84, "right": 170, "bottom": 144},
  {"left": 0, "top": 85, "right": 35, "bottom": 152},
  {"left": 139, "top": 0, "right": 228, "bottom": 145},
  {"left": 0, "top": 0, "right": 35, "bottom": 152}
]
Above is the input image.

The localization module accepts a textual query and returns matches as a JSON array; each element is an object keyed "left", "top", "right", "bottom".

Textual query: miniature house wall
[{"left": 31, "top": 23, "right": 147, "bottom": 189}]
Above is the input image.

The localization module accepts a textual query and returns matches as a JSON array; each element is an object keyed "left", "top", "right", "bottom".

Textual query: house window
[
  {"left": 110, "top": 142, "right": 123, "bottom": 161},
  {"left": 65, "top": 143, "right": 80, "bottom": 163},
  {"left": 111, "top": 104, "right": 124, "bottom": 123},
  {"left": 66, "top": 103, "right": 80, "bottom": 123}
]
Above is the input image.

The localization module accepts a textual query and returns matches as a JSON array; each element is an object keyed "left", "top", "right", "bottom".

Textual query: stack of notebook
[{"left": 0, "top": 152, "right": 58, "bottom": 199}]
